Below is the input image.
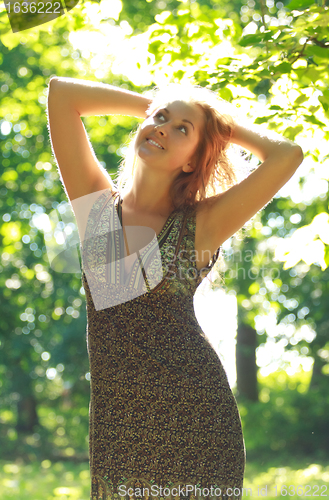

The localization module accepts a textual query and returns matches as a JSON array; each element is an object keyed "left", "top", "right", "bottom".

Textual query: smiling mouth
[{"left": 147, "top": 138, "right": 164, "bottom": 149}]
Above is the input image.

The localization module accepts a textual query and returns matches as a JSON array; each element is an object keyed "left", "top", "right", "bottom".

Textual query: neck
[{"left": 121, "top": 160, "right": 177, "bottom": 216}]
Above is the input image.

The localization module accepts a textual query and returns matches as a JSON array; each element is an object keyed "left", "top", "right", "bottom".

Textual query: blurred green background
[{"left": 0, "top": 0, "right": 329, "bottom": 497}]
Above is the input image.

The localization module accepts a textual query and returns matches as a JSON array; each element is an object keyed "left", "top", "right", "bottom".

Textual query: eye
[
  {"left": 155, "top": 112, "right": 165, "bottom": 121},
  {"left": 178, "top": 125, "right": 188, "bottom": 135}
]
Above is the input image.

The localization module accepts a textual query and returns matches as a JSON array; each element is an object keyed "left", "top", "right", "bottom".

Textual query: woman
[{"left": 47, "top": 77, "right": 303, "bottom": 500}]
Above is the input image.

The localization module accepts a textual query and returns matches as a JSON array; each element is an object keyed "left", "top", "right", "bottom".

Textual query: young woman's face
[{"left": 135, "top": 100, "right": 205, "bottom": 176}]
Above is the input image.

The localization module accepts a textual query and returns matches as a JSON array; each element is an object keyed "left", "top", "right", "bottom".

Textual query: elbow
[
  {"left": 48, "top": 77, "right": 59, "bottom": 99},
  {"left": 49, "top": 76, "right": 60, "bottom": 90},
  {"left": 48, "top": 77, "right": 65, "bottom": 103},
  {"left": 48, "top": 78, "right": 58, "bottom": 108},
  {"left": 48, "top": 77, "right": 67, "bottom": 94},
  {"left": 281, "top": 143, "right": 303, "bottom": 169},
  {"left": 292, "top": 145, "right": 304, "bottom": 167}
]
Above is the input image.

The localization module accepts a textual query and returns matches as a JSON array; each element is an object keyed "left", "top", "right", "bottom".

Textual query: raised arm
[
  {"left": 230, "top": 123, "right": 302, "bottom": 163},
  {"left": 195, "top": 120, "right": 304, "bottom": 264},
  {"left": 47, "top": 77, "right": 151, "bottom": 202}
]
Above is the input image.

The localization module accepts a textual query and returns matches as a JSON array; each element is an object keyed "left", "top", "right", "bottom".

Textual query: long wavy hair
[{"left": 115, "top": 83, "right": 248, "bottom": 212}]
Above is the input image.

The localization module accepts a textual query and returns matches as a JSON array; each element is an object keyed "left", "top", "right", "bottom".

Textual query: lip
[{"left": 146, "top": 137, "right": 165, "bottom": 150}]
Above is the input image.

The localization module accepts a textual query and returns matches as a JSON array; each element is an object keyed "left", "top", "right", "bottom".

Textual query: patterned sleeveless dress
[{"left": 80, "top": 189, "right": 245, "bottom": 500}]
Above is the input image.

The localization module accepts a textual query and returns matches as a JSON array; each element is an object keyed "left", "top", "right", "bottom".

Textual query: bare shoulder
[{"left": 195, "top": 144, "right": 303, "bottom": 268}]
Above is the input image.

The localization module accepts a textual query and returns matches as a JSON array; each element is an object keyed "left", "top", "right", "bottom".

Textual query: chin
[{"left": 135, "top": 147, "right": 157, "bottom": 163}]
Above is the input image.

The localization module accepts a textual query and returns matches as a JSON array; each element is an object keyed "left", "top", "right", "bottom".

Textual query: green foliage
[
  {"left": 1, "top": 0, "right": 328, "bottom": 461},
  {"left": 244, "top": 457, "right": 329, "bottom": 500},
  {"left": 239, "top": 371, "right": 329, "bottom": 458},
  {"left": 0, "top": 17, "right": 136, "bottom": 452},
  {"left": 1, "top": 456, "right": 329, "bottom": 500},
  {"left": 0, "top": 460, "right": 90, "bottom": 500}
]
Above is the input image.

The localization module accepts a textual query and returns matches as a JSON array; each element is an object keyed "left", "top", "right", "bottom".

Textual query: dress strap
[{"left": 150, "top": 210, "right": 188, "bottom": 293}]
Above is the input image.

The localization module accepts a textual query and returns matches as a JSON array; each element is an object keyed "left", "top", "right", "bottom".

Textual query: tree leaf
[
  {"left": 274, "top": 62, "right": 292, "bottom": 74},
  {"left": 303, "top": 114, "right": 326, "bottom": 127},
  {"left": 255, "top": 116, "right": 271, "bottom": 124},
  {"left": 239, "top": 33, "right": 265, "bottom": 47},
  {"left": 295, "top": 94, "right": 308, "bottom": 105},
  {"left": 318, "top": 96, "right": 329, "bottom": 113},
  {"left": 284, "top": 125, "right": 304, "bottom": 140},
  {"left": 306, "top": 45, "right": 329, "bottom": 60},
  {"left": 286, "top": 0, "right": 314, "bottom": 11}
]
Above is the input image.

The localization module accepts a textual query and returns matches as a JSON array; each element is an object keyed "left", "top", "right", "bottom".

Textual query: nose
[{"left": 154, "top": 124, "right": 167, "bottom": 136}]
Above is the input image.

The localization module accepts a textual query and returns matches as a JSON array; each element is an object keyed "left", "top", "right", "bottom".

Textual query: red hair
[{"left": 116, "top": 83, "right": 243, "bottom": 211}]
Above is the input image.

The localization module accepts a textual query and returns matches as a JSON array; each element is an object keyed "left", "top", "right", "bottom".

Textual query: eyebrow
[{"left": 163, "top": 107, "right": 195, "bottom": 131}]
